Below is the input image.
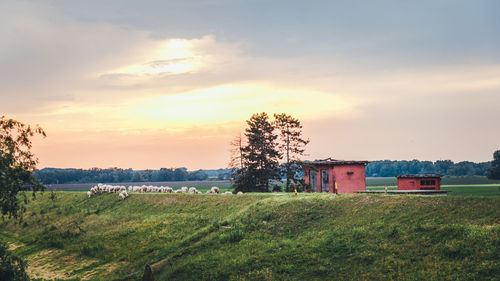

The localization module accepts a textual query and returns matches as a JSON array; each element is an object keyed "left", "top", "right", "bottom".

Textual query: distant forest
[
  {"left": 34, "top": 160, "right": 491, "bottom": 184},
  {"left": 34, "top": 167, "right": 210, "bottom": 184},
  {"left": 365, "top": 160, "right": 491, "bottom": 177}
]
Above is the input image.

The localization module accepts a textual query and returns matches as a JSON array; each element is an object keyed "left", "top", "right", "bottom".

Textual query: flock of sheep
[
  {"left": 87, "top": 184, "right": 129, "bottom": 200},
  {"left": 87, "top": 183, "right": 243, "bottom": 200}
]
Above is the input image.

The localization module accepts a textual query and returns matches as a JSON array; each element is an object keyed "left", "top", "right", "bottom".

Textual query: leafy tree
[
  {"left": 228, "top": 133, "right": 245, "bottom": 170},
  {"left": 435, "top": 160, "right": 454, "bottom": 175},
  {"left": 0, "top": 116, "right": 46, "bottom": 280},
  {"left": 273, "top": 113, "right": 309, "bottom": 192},
  {"left": 1, "top": 116, "right": 46, "bottom": 220},
  {"left": 234, "top": 113, "right": 281, "bottom": 192},
  {"left": 487, "top": 150, "right": 500, "bottom": 179}
]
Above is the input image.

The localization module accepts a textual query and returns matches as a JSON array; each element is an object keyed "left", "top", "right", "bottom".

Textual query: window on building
[{"left": 420, "top": 179, "right": 436, "bottom": 186}]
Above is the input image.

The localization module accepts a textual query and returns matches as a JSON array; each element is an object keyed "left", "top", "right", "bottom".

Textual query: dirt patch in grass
[
  {"left": 8, "top": 242, "right": 22, "bottom": 251},
  {"left": 80, "top": 261, "right": 126, "bottom": 280},
  {"left": 26, "top": 249, "right": 101, "bottom": 280},
  {"left": 27, "top": 250, "right": 68, "bottom": 280}
]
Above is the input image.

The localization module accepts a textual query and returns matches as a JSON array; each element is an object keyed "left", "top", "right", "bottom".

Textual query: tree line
[
  {"left": 366, "top": 159, "right": 493, "bottom": 177},
  {"left": 33, "top": 157, "right": 497, "bottom": 185},
  {"left": 34, "top": 167, "right": 208, "bottom": 184}
]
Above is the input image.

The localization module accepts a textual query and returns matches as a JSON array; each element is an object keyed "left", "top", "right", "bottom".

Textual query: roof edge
[
  {"left": 305, "top": 158, "right": 369, "bottom": 166},
  {"left": 396, "top": 174, "right": 442, "bottom": 178}
]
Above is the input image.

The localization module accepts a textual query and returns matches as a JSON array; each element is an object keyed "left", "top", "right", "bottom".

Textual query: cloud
[{"left": 3, "top": 0, "right": 500, "bottom": 169}]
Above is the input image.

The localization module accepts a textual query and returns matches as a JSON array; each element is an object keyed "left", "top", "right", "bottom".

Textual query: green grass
[
  {"left": 366, "top": 184, "right": 500, "bottom": 197},
  {"left": 1, "top": 191, "right": 499, "bottom": 280},
  {"left": 442, "top": 185, "right": 500, "bottom": 197},
  {"left": 366, "top": 176, "right": 500, "bottom": 187}
]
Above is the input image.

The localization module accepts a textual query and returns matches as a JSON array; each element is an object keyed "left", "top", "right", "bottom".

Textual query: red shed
[
  {"left": 303, "top": 158, "right": 369, "bottom": 194},
  {"left": 396, "top": 174, "right": 442, "bottom": 190}
]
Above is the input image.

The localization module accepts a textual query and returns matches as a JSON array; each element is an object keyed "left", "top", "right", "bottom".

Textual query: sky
[{"left": 1, "top": 0, "right": 499, "bottom": 170}]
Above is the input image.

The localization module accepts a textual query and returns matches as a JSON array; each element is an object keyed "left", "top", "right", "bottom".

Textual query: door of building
[
  {"left": 309, "top": 170, "right": 317, "bottom": 192},
  {"left": 321, "top": 169, "right": 329, "bottom": 193}
]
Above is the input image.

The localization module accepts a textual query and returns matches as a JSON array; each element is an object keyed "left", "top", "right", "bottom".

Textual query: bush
[{"left": 0, "top": 239, "right": 29, "bottom": 281}]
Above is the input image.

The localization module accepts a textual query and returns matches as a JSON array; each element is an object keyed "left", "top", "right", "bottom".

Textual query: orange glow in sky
[{"left": 2, "top": 2, "right": 500, "bottom": 170}]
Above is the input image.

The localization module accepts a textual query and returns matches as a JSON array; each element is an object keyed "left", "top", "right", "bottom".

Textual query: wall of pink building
[
  {"left": 397, "top": 178, "right": 441, "bottom": 190},
  {"left": 333, "top": 165, "right": 366, "bottom": 193},
  {"left": 304, "top": 164, "right": 366, "bottom": 194}
]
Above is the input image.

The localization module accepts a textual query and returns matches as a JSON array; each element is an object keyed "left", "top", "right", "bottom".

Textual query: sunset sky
[{"left": 2, "top": 0, "right": 499, "bottom": 170}]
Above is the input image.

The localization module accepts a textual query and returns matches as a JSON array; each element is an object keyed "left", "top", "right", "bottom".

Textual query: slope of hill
[{"left": 1, "top": 192, "right": 499, "bottom": 280}]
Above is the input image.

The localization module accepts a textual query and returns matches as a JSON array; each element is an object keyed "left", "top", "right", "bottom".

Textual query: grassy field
[
  {"left": 366, "top": 176, "right": 500, "bottom": 187},
  {"left": 1, "top": 190, "right": 499, "bottom": 280}
]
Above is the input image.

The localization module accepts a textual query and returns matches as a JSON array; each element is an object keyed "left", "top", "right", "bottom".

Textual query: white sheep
[
  {"left": 118, "top": 190, "right": 128, "bottom": 200},
  {"left": 237, "top": 191, "right": 243, "bottom": 195},
  {"left": 210, "top": 186, "right": 220, "bottom": 194},
  {"left": 166, "top": 187, "right": 173, "bottom": 193},
  {"left": 87, "top": 191, "right": 92, "bottom": 198},
  {"left": 188, "top": 187, "right": 198, "bottom": 194},
  {"left": 224, "top": 191, "right": 233, "bottom": 195}
]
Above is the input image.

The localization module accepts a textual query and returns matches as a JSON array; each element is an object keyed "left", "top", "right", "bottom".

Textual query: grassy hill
[{"left": 1, "top": 192, "right": 499, "bottom": 280}]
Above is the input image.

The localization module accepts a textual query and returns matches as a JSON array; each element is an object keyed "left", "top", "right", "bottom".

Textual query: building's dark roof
[
  {"left": 305, "top": 157, "right": 369, "bottom": 166},
  {"left": 396, "top": 174, "right": 442, "bottom": 179}
]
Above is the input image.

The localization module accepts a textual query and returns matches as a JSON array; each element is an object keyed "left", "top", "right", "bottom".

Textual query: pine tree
[
  {"left": 233, "top": 113, "right": 281, "bottom": 192},
  {"left": 274, "top": 113, "right": 309, "bottom": 192}
]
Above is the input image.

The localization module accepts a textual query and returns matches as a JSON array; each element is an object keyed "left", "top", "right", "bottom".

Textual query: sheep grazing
[
  {"left": 237, "top": 191, "right": 243, "bottom": 195},
  {"left": 118, "top": 190, "right": 128, "bottom": 200},
  {"left": 88, "top": 183, "right": 230, "bottom": 198},
  {"left": 224, "top": 191, "right": 233, "bottom": 195}
]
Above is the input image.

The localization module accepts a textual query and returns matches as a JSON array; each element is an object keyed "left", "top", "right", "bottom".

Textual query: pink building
[
  {"left": 396, "top": 174, "right": 441, "bottom": 190},
  {"left": 303, "top": 158, "right": 369, "bottom": 193}
]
